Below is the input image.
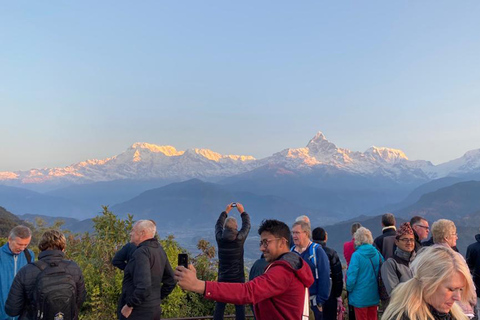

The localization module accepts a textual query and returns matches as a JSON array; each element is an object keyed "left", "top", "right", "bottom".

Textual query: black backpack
[{"left": 33, "top": 260, "right": 77, "bottom": 320}]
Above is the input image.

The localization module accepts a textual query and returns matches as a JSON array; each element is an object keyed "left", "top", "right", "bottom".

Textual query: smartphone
[
  {"left": 231, "top": 202, "right": 237, "bottom": 207},
  {"left": 178, "top": 253, "right": 188, "bottom": 268}
]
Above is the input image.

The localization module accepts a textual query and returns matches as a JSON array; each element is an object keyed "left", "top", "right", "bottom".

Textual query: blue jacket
[
  {"left": 346, "top": 244, "right": 382, "bottom": 308},
  {"left": 295, "top": 242, "right": 330, "bottom": 305},
  {"left": 0, "top": 243, "right": 34, "bottom": 320}
]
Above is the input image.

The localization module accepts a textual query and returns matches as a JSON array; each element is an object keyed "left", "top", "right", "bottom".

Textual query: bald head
[{"left": 130, "top": 220, "right": 156, "bottom": 245}]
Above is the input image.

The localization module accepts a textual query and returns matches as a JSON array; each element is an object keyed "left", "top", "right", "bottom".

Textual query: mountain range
[
  {"left": 2, "top": 132, "right": 480, "bottom": 189},
  {"left": 1, "top": 131, "right": 480, "bottom": 224}
]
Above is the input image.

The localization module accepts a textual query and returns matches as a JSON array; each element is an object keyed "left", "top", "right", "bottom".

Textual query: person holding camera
[{"left": 214, "top": 202, "right": 251, "bottom": 320}]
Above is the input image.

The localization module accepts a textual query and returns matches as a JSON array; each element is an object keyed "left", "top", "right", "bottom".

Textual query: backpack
[
  {"left": 33, "top": 260, "right": 78, "bottom": 320},
  {"left": 291, "top": 243, "right": 332, "bottom": 296}
]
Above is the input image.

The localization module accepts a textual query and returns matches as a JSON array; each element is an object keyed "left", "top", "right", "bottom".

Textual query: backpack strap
[
  {"left": 24, "top": 249, "right": 32, "bottom": 264},
  {"left": 309, "top": 243, "right": 319, "bottom": 280},
  {"left": 33, "top": 260, "right": 49, "bottom": 272}
]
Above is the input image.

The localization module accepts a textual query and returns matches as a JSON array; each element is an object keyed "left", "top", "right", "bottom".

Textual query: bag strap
[
  {"left": 302, "top": 287, "right": 310, "bottom": 320},
  {"left": 368, "top": 257, "right": 378, "bottom": 278},
  {"left": 24, "top": 249, "right": 32, "bottom": 264}
]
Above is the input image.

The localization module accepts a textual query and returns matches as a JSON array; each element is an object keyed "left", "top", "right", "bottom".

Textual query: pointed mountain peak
[
  {"left": 306, "top": 131, "right": 338, "bottom": 154},
  {"left": 307, "top": 131, "right": 328, "bottom": 145}
]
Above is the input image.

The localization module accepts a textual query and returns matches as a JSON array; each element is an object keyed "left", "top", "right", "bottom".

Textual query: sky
[{"left": 1, "top": 1, "right": 480, "bottom": 171}]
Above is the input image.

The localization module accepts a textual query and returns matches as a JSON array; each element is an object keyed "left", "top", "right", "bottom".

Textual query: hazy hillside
[
  {"left": 111, "top": 178, "right": 337, "bottom": 228},
  {"left": 0, "top": 185, "right": 92, "bottom": 218},
  {"left": 45, "top": 179, "right": 173, "bottom": 212},
  {"left": 395, "top": 181, "right": 480, "bottom": 224}
]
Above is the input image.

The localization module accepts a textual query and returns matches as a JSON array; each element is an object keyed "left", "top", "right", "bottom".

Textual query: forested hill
[{"left": 0, "top": 206, "right": 29, "bottom": 238}]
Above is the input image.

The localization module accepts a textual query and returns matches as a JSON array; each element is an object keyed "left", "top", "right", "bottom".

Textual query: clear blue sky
[{"left": 1, "top": 1, "right": 480, "bottom": 171}]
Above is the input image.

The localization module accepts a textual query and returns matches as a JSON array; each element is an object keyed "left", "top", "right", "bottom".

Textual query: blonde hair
[
  {"left": 431, "top": 219, "right": 456, "bottom": 244},
  {"left": 353, "top": 227, "right": 373, "bottom": 247},
  {"left": 382, "top": 246, "right": 474, "bottom": 320}
]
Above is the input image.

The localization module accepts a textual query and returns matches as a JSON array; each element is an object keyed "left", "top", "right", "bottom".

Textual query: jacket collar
[{"left": 1, "top": 242, "right": 15, "bottom": 256}]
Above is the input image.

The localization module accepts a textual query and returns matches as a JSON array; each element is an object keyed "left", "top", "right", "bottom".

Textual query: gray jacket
[{"left": 380, "top": 248, "right": 415, "bottom": 296}]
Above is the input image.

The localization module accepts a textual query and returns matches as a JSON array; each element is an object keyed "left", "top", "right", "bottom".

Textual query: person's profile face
[
  {"left": 425, "top": 271, "right": 465, "bottom": 313},
  {"left": 8, "top": 236, "right": 31, "bottom": 255},
  {"left": 130, "top": 226, "right": 142, "bottom": 246},
  {"left": 445, "top": 228, "right": 458, "bottom": 248},
  {"left": 413, "top": 221, "right": 429, "bottom": 241}
]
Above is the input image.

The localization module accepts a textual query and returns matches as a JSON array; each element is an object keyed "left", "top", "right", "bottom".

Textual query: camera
[{"left": 231, "top": 203, "right": 237, "bottom": 207}]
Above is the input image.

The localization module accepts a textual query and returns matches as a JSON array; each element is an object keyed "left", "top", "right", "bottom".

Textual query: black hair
[
  {"left": 410, "top": 215, "right": 425, "bottom": 226},
  {"left": 312, "top": 227, "right": 326, "bottom": 242},
  {"left": 258, "top": 219, "right": 290, "bottom": 244}
]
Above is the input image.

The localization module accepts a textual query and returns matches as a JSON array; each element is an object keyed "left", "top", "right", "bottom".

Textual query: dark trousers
[
  {"left": 213, "top": 302, "right": 246, "bottom": 320},
  {"left": 323, "top": 296, "right": 338, "bottom": 320},
  {"left": 311, "top": 301, "right": 323, "bottom": 320}
]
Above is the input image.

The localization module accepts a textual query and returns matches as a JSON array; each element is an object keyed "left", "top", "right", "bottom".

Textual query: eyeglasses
[
  {"left": 292, "top": 231, "right": 306, "bottom": 236},
  {"left": 259, "top": 238, "right": 282, "bottom": 248},
  {"left": 451, "top": 233, "right": 458, "bottom": 237},
  {"left": 398, "top": 238, "right": 415, "bottom": 243},
  {"left": 416, "top": 225, "right": 429, "bottom": 230}
]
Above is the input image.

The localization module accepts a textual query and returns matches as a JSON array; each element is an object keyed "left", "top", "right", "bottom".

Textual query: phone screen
[{"left": 178, "top": 253, "right": 188, "bottom": 268}]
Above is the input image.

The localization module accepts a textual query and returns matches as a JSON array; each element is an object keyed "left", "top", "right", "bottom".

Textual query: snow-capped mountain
[
  {"left": 260, "top": 132, "right": 434, "bottom": 182},
  {"left": 1, "top": 132, "right": 479, "bottom": 187},
  {"left": 0, "top": 142, "right": 258, "bottom": 185}
]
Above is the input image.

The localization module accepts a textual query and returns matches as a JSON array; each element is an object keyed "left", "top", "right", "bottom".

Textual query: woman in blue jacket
[{"left": 346, "top": 227, "right": 383, "bottom": 320}]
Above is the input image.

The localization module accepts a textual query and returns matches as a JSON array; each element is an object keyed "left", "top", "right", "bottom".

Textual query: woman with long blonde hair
[{"left": 382, "top": 245, "right": 476, "bottom": 320}]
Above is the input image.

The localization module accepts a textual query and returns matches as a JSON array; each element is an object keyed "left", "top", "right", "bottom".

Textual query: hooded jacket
[
  {"left": 467, "top": 234, "right": 480, "bottom": 296},
  {"left": 5, "top": 250, "right": 85, "bottom": 320},
  {"left": 346, "top": 244, "right": 383, "bottom": 308},
  {"left": 0, "top": 243, "right": 34, "bottom": 320},
  {"left": 204, "top": 252, "right": 314, "bottom": 320},
  {"left": 215, "top": 211, "right": 251, "bottom": 282}
]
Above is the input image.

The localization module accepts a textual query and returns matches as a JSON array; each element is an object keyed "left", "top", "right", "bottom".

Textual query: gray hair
[
  {"left": 134, "top": 220, "right": 156, "bottom": 238},
  {"left": 292, "top": 220, "right": 311, "bottom": 239},
  {"left": 224, "top": 217, "right": 238, "bottom": 230},
  {"left": 295, "top": 215, "right": 310, "bottom": 223},
  {"left": 9, "top": 225, "right": 32, "bottom": 240},
  {"left": 354, "top": 227, "right": 373, "bottom": 246}
]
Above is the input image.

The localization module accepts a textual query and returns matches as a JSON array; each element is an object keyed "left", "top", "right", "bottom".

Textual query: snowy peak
[
  {"left": 364, "top": 146, "right": 409, "bottom": 163},
  {"left": 306, "top": 132, "right": 338, "bottom": 153},
  {"left": 129, "top": 143, "right": 184, "bottom": 156}
]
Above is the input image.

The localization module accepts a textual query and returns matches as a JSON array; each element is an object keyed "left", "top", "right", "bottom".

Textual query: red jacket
[
  {"left": 343, "top": 239, "right": 355, "bottom": 266},
  {"left": 204, "top": 252, "right": 314, "bottom": 320}
]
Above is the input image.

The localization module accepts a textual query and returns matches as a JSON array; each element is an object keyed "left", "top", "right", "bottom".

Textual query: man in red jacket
[{"left": 175, "top": 219, "right": 314, "bottom": 320}]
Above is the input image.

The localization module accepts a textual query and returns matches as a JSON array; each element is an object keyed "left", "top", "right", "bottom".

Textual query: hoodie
[
  {"left": 346, "top": 244, "right": 383, "bottom": 308},
  {"left": 204, "top": 252, "right": 314, "bottom": 320}
]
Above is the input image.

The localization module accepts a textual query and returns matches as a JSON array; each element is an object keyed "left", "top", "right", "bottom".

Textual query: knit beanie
[{"left": 396, "top": 222, "right": 414, "bottom": 238}]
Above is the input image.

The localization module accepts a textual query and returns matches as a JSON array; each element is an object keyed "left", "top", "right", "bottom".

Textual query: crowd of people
[{"left": 2, "top": 205, "right": 480, "bottom": 320}]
